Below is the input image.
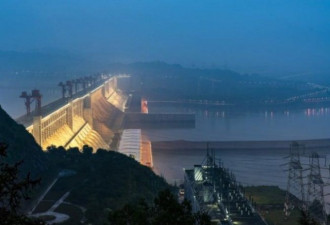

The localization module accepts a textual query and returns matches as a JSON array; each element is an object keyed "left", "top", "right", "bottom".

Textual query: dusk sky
[{"left": 1, "top": 0, "right": 329, "bottom": 75}]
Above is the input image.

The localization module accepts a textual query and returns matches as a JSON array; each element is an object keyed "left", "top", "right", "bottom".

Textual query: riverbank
[{"left": 152, "top": 138, "right": 330, "bottom": 150}]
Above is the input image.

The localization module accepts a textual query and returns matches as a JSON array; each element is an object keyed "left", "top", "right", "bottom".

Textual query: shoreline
[{"left": 152, "top": 138, "right": 330, "bottom": 150}]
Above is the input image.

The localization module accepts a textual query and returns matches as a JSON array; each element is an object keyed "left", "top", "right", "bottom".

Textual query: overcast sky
[{"left": 0, "top": 0, "right": 329, "bottom": 75}]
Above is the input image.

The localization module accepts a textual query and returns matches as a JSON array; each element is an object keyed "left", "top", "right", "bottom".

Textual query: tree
[
  {"left": 108, "top": 189, "right": 211, "bottom": 225},
  {"left": 82, "top": 145, "right": 93, "bottom": 156},
  {"left": 46, "top": 145, "right": 66, "bottom": 156},
  {"left": 299, "top": 210, "right": 320, "bottom": 225},
  {"left": 0, "top": 143, "right": 45, "bottom": 225}
]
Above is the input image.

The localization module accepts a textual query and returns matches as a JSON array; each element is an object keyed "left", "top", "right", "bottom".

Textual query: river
[{"left": 145, "top": 102, "right": 330, "bottom": 197}]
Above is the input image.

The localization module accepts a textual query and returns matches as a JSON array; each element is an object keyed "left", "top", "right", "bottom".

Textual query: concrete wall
[
  {"left": 26, "top": 76, "right": 125, "bottom": 151},
  {"left": 124, "top": 112, "right": 195, "bottom": 129}
]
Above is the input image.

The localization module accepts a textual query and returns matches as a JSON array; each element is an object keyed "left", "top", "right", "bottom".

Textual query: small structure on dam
[{"left": 184, "top": 149, "right": 267, "bottom": 225}]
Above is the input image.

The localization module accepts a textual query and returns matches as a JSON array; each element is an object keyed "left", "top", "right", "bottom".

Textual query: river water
[
  {"left": 145, "top": 102, "right": 330, "bottom": 194},
  {"left": 145, "top": 102, "right": 330, "bottom": 141}
]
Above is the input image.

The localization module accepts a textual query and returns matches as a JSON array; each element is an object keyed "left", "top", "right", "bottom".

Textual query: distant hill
[
  {"left": 106, "top": 62, "right": 319, "bottom": 105},
  {"left": 0, "top": 52, "right": 324, "bottom": 105},
  {"left": 284, "top": 72, "right": 330, "bottom": 86},
  {"left": 0, "top": 105, "right": 47, "bottom": 176}
]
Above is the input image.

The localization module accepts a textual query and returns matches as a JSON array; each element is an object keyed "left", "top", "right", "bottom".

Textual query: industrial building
[{"left": 184, "top": 150, "right": 267, "bottom": 225}]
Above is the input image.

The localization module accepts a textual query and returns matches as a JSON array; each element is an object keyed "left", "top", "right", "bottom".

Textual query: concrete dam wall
[{"left": 21, "top": 76, "right": 128, "bottom": 151}]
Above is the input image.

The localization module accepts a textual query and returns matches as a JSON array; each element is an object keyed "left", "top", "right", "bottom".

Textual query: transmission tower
[
  {"left": 307, "top": 152, "right": 327, "bottom": 225},
  {"left": 284, "top": 142, "right": 305, "bottom": 216}
]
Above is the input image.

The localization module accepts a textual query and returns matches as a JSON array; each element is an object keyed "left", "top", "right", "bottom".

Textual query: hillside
[
  {"left": 0, "top": 104, "right": 47, "bottom": 176},
  {"left": 0, "top": 105, "right": 171, "bottom": 224},
  {"left": 31, "top": 147, "right": 172, "bottom": 225}
]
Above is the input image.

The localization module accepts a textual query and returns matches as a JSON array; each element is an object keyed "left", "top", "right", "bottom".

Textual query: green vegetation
[
  {"left": 35, "top": 215, "right": 55, "bottom": 222},
  {"left": 299, "top": 210, "right": 320, "bottom": 225},
  {"left": 245, "top": 185, "right": 286, "bottom": 205},
  {"left": 40, "top": 146, "right": 172, "bottom": 224},
  {"left": 0, "top": 105, "right": 47, "bottom": 177},
  {"left": 245, "top": 186, "right": 300, "bottom": 225},
  {"left": 3, "top": 103, "right": 318, "bottom": 225},
  {"left": 0, "top": 105, "right": 173, "bottom": 224},
  {"left": 0, "top": 143, "right": 45, "bottom": 225},
  {"left": 108, "top": 189, "right": 211, "bottom": 225},
  {"left": 32, "top": 201, "right": 54, "bottom": 213},
  {"left": 55, "top": 203, "right": 85, "bottom": 225},
  {"left": 263, "top": 208, "right": 301, "bottom": 225}
]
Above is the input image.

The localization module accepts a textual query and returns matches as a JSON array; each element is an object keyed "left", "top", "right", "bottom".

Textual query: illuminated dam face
[{"left": 25, "top": 76, "right": 128, "bottom": 152}]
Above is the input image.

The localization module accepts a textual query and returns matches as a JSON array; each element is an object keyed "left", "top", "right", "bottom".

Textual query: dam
[
  {"left": 15, "top": 74, "right": 195, "bottom": 166},
  {"left": 16, "top": 75, "right": 128, "bottom": 151}
]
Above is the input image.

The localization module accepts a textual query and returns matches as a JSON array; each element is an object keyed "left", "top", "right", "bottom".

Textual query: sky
[{"left": 0, "top": 0, "right": 330, "bottom": 76}]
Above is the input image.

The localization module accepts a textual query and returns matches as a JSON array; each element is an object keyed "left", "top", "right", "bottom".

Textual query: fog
[{"left": 1, "top": 0, "right": 329, "bottom": 76}]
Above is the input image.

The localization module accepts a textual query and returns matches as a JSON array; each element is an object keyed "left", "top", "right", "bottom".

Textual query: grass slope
[{"left": 245, "top": 186, "right": 300, "bottom": 225}]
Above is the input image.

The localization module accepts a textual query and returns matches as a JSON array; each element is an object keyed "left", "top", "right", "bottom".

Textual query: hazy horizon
[{"left": 1, "top": 0, "right": 330, "bottom": 77}]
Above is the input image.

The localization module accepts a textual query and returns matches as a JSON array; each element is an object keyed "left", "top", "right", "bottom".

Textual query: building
[{"left": 184, "top": 150, "right": 267, "bottom": 225}]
